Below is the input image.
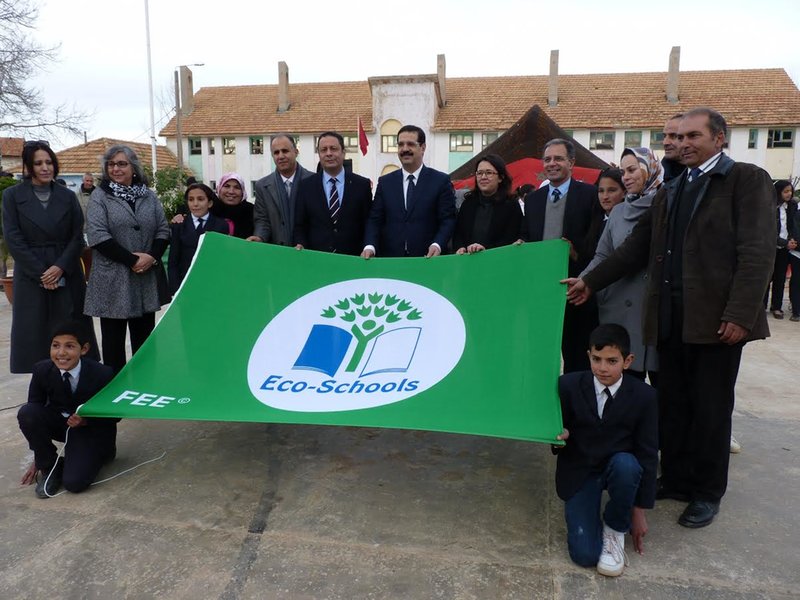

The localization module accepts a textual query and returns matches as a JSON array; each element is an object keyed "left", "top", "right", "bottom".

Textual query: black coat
[
  {"left": 2, "top": 180, "right": 98, "bottom": 372},
  {"left": 556, "top": 371, "right": 658, "bottom": 508},
  {"left": 168, "top": 214, "right": 229, "bottom": 294},
  {"left": 452, "top": 192, "right": 522, "bottom": 251},
  {"left": 294, "top": 172, "right": 372, "bottom": 255},
  {"left": 29, "top": 357, "right": 115, "bottom": 419}
]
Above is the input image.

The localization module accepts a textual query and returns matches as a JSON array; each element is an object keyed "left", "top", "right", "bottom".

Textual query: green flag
[{"left": 79, "top": 234, "right": 567, "bottom": 443}]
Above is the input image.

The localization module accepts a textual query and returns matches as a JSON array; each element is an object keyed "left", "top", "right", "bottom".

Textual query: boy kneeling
[
  {"left": 555, "top": 324, "right": 658, "bottom": 576},
  {"left": 18, "top": 320, "right": 117, "bottom": 498}
]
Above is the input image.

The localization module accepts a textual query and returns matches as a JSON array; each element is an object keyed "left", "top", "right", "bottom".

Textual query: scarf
[
  {"left": 623, "top": 147, "right": 664, "bottom": 200},
  {"left": 104, "top": 181, "right": 149, "bottom": 203}
]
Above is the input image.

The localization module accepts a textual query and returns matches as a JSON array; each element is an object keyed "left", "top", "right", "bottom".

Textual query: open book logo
[
  {"left": 293, "top": 293, "right": 422, "bottom": 378},
  {"left": 247, "top": 279, "right": 466, "bottom": 413}
]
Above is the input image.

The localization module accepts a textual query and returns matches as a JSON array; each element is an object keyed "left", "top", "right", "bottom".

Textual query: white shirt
[
  {"left": 778, "top": 203, "right": 789, "bottom": 242},
  {"left": 191, "top": 213, "right": 210, "bottom": 228},
  {"left": 401, "top": 165, "right": 424, "bottom": 208},
  {"left": 688, "top": 152, "right": 723, "bottom": 182},
  {"left": 593, "top": 375, "right": 622, "bottom": 418}
]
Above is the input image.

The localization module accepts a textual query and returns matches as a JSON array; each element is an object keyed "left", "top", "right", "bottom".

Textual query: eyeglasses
[
  {"left": 107, "top": 161, "right": 130, "bottom": 168},
  {"left": 476, "top": 170, "right": 498, "bottom": 177},
  {"left": 23, "top": 140, "right": 50, "bottom": 148}
]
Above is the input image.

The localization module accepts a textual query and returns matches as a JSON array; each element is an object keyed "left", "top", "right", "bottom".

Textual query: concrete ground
[{"left": 0, "top": 296, "right": 797, "bottom": 600}]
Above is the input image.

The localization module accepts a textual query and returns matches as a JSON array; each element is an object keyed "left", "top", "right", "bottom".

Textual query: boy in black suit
[
  {"left": 555, "top": 324, "right": 658, "bottom": 577},
  {"left": 18, "top": 321, "right": 117, "bottom": 498}
]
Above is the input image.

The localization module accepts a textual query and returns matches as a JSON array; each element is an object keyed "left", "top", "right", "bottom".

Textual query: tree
[
  {"left": 0, "top": 0, "right": 88, "bottom": 138},
  {"left": 143, "top": 165, "right": 191, "bottom": 221},
  {"left": 322, "top": 292, "right": 422, "bottom": 372}
]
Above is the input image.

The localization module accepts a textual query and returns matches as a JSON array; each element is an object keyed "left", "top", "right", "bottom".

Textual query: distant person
[
  {"left": 453, "top": 154, "right": 521, "bottom": 254},
  {"left": 84, "top": 144, "right": 170, "bottom": 374},
  {"left": 766, "top": 180, "right": 797, "bottom": 319},
  {"left": 660, "top": 114, "right": 684, "bottom": 182},
  {"left": 168, "top": 183, "right": 229, "bottom": 294},
  {"left": 582, "top": 168, "right": 626, "bottom": 262},
  {"left": 2, "top": 140, "right": 98, "bottom": 373},
  {"left": 362, "top": 125, "right": 456, "bottom": 258},
  {"left": 294, "top": 131, "right": 372, "bottom": 255},
  {"left": 76, "top": 172, "right": 96, "bottom": 235},
  {"left": 554, "top": 324, "right": 657, "bottom": 577},
  {"left": 518, "top": 138, "right": 597, "bottom": 373},
  {"left": 516, "top": 184, "right": 534, "bottom": 216},
  {"left": 249, "top": 135, "right": 313, "bottom": 245},
  {"left": 17, "top": 320, "right": 117, "bottom": 498}
]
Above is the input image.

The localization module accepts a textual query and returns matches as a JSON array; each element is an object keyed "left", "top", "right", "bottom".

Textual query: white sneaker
[
  {"left": 597, "top": 525, "right": 627, "bottom": 577},
  {"left": 730, "top": 435, "right": 742, "bottom": 454}
]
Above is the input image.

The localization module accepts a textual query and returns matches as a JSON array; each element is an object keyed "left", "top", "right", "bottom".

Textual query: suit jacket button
[
  {"left": 625, "top": 300, "right": 632, "bottom": 307},
  {"left": 655, "top": 255, "right": 664, "bottom": 262}
]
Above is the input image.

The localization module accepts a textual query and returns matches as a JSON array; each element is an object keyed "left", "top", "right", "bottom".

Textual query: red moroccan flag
[{"left": 358, "top": 117, "right": 369, "bottom": 156}]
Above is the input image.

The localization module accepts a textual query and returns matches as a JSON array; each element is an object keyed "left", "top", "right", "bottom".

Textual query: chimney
[
  {"left": 437, "top": 54, "right": 447, "bottom": 107},
  {"left": 548, "top": 50, "right": 559, "bottom": 107},
  {"left": 667, "top": 46, "right": 680, "bottom": 103},
  {"left": 278, "top": 61, "right": 290, "bottom": 112},
  {"left": 179, "top": 66, "right": 194, "bottom": 116}
]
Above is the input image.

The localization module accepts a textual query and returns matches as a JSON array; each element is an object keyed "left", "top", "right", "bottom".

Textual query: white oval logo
[{"left": 247, "top": 278, "right": 466, "bottom": 412}]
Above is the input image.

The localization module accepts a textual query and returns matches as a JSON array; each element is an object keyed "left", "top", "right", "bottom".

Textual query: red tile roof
[
  {"left": 160, "top": 69, "right": 800, "bottom": 136},
  {"left": 0, "top": 137, "right": 24, "bottom": 157}
]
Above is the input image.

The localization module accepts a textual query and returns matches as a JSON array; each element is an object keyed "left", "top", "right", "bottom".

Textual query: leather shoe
[
  {"left": 655, "top": 478, "right": 690, "bottom": 502},
  {"left": 678, "top": 500, "right": 719, "bottom": 528},
  {"left": 35, "top": 460, "right": 63, "bottom": 499}
]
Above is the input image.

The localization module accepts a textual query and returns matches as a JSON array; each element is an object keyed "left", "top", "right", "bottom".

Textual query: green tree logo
[{"left": 321, "top": 292, "right": 422, "bottom": 372}]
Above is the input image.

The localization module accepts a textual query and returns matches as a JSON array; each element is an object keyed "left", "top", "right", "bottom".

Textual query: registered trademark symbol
[{"left": 177, "top": 397, "right": 191, "bottom": 404}]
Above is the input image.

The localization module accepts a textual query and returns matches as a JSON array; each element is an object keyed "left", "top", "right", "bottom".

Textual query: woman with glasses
[
  {"left": 84, "top": 145, "right": 170, "bottom": 373},
  {"left": 581, "top": 148, "right": 663, "bottom": 383},
  {"left": 453, "top": 154, "right": 521, "bottom": 254},
  {"left": 1, "top": 141, "right": 98, "bottom": 372}
]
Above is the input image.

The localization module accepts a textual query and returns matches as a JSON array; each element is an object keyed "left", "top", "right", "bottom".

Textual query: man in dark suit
[
  {"left": 565, "top": 108, "right": 775, "bottom": 528},
  {"left": 519, "top": 138, "right": 597, "bottom": 372},
  {"left": 17, "top": 320, "right": 117, "bottom": 498},
  {"left": 555, "top": 324, "right": 657, "bottom": 577},
  {"left": 362, "top": 125, "right": 455, "bottom": 258},
  {"left": 294, "top": 131, "right": 372, "bottom": 255},
  {"left": 661, "top": 114, "right": 685, "bottom": 182},
  {"left": 249, "top": 134, "right": 313, "bottom": 246}
]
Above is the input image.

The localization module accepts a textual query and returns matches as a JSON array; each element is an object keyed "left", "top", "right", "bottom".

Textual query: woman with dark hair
[
  {"left": 172, "top": 173, "right": 254, "bottom": 238},
  {"left": 581, "top": 147, "right": 664, "bottom": 383},
  {"left": 84, "top": 144, "right": 170, "bottom": 373},
  {"left": 583, "top": 168, "right": 626, "bottom": 259},
  {"left": 453, "top": 154, "right": 521, "bottom": 254},
  {"left": 1, "top": 140, "right": 98, "bottom": 372},
  {"left": 766, "top": 180, "right": 797, "bottom": 320}
]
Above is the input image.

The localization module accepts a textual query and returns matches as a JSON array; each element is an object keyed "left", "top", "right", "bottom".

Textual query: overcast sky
[{"left": 23, "top": 0, "right": 800, "bottom": 150}]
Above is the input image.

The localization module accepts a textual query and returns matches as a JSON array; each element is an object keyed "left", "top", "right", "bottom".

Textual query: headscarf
[
  {"left": 623, "top": 147, "right": 664, "bottom": 199},
  {"left": 217, "top": 172, "right": 248, "bottom": 202}
]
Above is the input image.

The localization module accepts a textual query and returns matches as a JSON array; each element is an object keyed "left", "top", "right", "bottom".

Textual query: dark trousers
[
  {"left": 766, "top": 248, "right": 790, "bottom": 311},
  {"left": 17, "top": 403, "right": 116, "bottom": 493},
  {"left": 100, "top": 313, "right": 156, "bottom": 374},
  {"left": 562, "top": 300, "right": 598, "bottom": 373},
  {"left": 656, "top": 335, "right": 743, "bottom": 502},
  {"left": 789, "top": 253, "right": 800, "bottom": 317},
  {"left": 564, "top": 452, "right": 642, "bottom": 567}
]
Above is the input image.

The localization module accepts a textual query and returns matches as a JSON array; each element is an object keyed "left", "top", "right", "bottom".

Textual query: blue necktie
[
  {"left": 551, "top": 188, "right": 561, "bottom": 203},
  {"left": 689, "top": 167, "right": 703, "bottom": 181}
]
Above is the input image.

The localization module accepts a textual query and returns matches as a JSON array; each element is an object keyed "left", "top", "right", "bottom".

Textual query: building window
[
  {"left": 481, "top": 132, "right": 499, "bottom": 148},
  {"left": 562, "top": 130, "right": 574, "bottom": 138},
  {"left": 251, "top": 181, "right": 257, "bottom": 196},
  {"left": 649, "top": 130, "right": 665, "bottom": 150},
  {"left": 767, "top": 129, "right": 793, "bottom": 148},
  {"left": 250, "top": 137, "right": 264, "bottom": 155},
  {"left": 589, "top": 131, "right": 615, "bottom": 150},
  {"left": 343, "top": 135, "right": 359, "bottom": 152},
  {"left": 624, "top": 131, "right": 642, "bottom": 147},
  {"left": 208, "top": 138, "right": 215, "bottom": 155},
  {"left": 189, "top": 137, "right": 201, "bottom": 155},
  {"left": 223, "top": 137, "right": 236, "bottom": 155},
  {"left": 210, "top": 180, "right": 216, "bottom": 190},
  {"left": 748, "top": 129, "right": 758, "bottom": 149},
  {"left": 381, "top": 135, "right": 398, "bottom": 153},
  {"left": 449, "top": 133, "right": 473, "bottom": 152}
]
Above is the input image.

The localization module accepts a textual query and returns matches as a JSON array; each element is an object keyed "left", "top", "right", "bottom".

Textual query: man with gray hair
[{"left": 563, "top": 107, "right": 775, "bottom": 528}]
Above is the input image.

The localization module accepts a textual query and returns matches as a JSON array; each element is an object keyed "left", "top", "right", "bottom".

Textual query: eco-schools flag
[{"left": 79, "top": 234, "right": 567, "bottom": 443}]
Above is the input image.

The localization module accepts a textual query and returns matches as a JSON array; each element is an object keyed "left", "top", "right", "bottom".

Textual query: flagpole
[{"left": 144, "top": 0, "right": 157, "bottom": 176}]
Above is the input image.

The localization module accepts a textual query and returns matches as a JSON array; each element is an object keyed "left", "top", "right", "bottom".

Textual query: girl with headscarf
[{"left": 581, "top": 147, "right": 664, "bottom": 383}]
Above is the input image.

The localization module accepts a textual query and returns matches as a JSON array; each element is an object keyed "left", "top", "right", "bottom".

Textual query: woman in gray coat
[
  {"left": 1, "top": 141, "right": 98, "bottom": 372},
  {"left": 84, "top": 145, "right": 170, "bottom": 373},
  {"left": 581, "top": 147, "right": 663, "bottom": 382}
]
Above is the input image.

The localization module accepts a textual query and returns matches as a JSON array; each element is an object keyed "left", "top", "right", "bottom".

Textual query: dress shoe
[
  {"left": 678, "top": 500, "right": 719, "bottom": 528},
  {"left": 655, "top": 478, "right": 690, "bottom": 502},
  {"left": 34, "top": 460, "right": 63, "bottom": 499},
  {"left": 772, "top": 309, "right": 784, "bottom": 319}
]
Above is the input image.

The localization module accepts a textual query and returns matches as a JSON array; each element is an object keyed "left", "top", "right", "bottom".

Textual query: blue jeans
[{"left": 564, "top": 452, "right": 642, "bottom": 567}]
